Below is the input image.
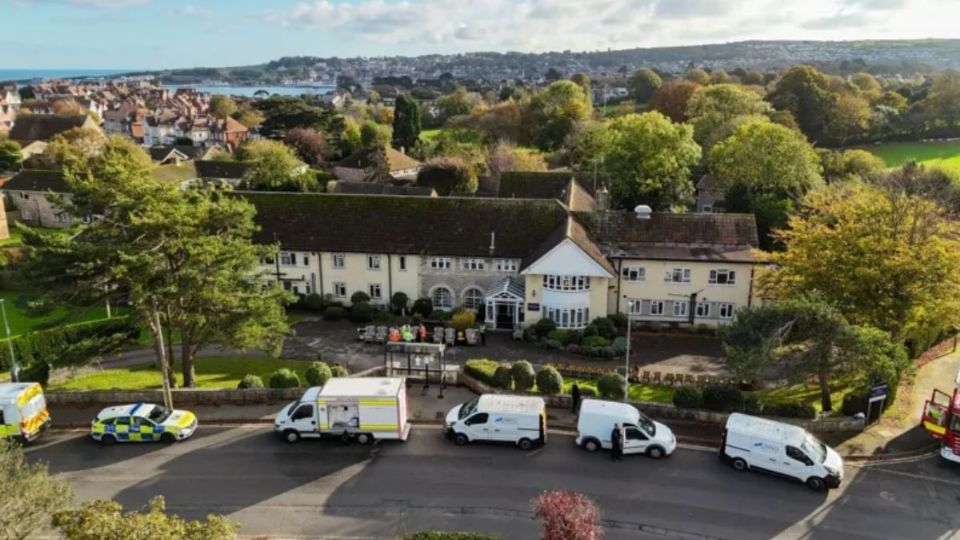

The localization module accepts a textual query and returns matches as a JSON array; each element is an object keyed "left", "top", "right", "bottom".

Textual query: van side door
[
  {"left": 290, "top": 403, "right": 317, "bottom": 435},
  {"left": 463, "top": 413, "right": 490, "bottom": 440},
  {"left": 782, "top": 445, "right": 815, "bottom": 479},
  {"left": 623, "top": 426, "right": 649, "bottom": 454}
]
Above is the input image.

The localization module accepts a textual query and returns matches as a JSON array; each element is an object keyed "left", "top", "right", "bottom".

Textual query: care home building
[{"left": 241, "top": 190, "right": 762, "bottom": 330}]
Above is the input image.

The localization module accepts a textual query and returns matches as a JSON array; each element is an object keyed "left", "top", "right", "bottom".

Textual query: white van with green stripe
[{"left": 274, "top": 377, "right": 410, "bottom": 444}]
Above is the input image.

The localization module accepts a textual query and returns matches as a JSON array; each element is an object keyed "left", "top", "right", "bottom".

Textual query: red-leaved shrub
[{"left": 532, "top": 490, "right": 602, "bottom": 540}]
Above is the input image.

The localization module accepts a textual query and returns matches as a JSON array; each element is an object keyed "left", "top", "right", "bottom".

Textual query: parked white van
[
  {"left": 445, "top": 394, "right": 546, "bottom": 450},
  {"left": 722, "top": 413, "right": 844, "bottom": 490},
  {"left": 575, "top": 399, "right": 676, "bottom": 459}
]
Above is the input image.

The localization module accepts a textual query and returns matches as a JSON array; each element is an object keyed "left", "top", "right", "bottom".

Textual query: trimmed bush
[
  {"left": 581, "top": 335, "right": 610, "bottom": 348},
  {"left": 611, "top": 337, "right": 628, "bottom": 355},
  {"left": 765, "top": 400, "right": 816, "bottom": 419},
  {"left": 541, "top": 339, "right": 563, "bottom": 351},
  {"left": 349, "top": 302, "right": 375, "bottom": 323},
  {"left": 451, "top": 309, "right": 476, "bottom": 330},
  {"left": 534, "top": 318, "right": 557, "bottom": 339},
  {"left": 237, "top": 374, "right": 264, "bottom": 389},
  {"left": 607, "top": 312, "right": 628, "bottom": 332},
  {"left": 350, "top": 290, "right": 371, "bottom": 304},
  {"left": 330, "top": 365, "right": 349, "bottom": 377},
  {"left": 743, "top": 394, "right": 763, "bottom": 415},
  {"left": 536, "top": 366, "right": 563, "bottom": 395},
  {"left": 492, "top": 363, "right": 514, "bottom": 389},
  {"left": 597, "top": 372, "right": 627, "bottom": 400},
  {"left": 673, "top": 385, "right": 702, "bottom": 409},
  {"left": 411, "top": 297, "right": 433, "bottom": 317},
  {"left": 464, "top": 359, "right": 499, "bottom": 386},
  {"left": 301, "top": 293, "right": 324, "bottom": 312},
  {"left": 5, "top": 317, "right": 140, "bottom": 372},
  {"left": 269, "top": 368, "right": 301, "bottom": 389},
  {"left": 390, "top": 292, "right": 409, "bottom": 314},
  {"left": 702, "top": 384, "right": 745, "bottom": 412},
  {"left": 578, "top": 386, "right": 598, "bottom": 398},
  {"left": 305, "top": 361, "right": 333, "bottom": 386},
  {"left": 429, "top": 310, "right": 451, "bottom": 321},
  {"left": 322, "top": 306, "right": 346, "bottom": 321},
  {"left": 511, "top": 361, "right": 536, "bottom": 391},
  {"left": 585, "top": 317, "right": 617, "bottom": 340}
]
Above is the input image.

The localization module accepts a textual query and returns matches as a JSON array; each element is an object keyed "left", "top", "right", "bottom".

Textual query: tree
[
  {"left": 570, "top": 73, "right": 592, "bottom": 107},
  {"left": 0, "top": 440, "right": 73, "bottom": 540},
  {"left": 526, "top": 81, "right": 591, "bottom": 151},
  {"left": 761, "top": 181, "right": 960, "bottom": 344},
  {"left": 532, "top": 490, "right": 602, "bottom": 540},
  {"left": 710, "top": 69, "right": 734, "bottom": 85},
  {"left": 450, "top": 101, "right": 522, "bottom": 143},
  {"left": 851, "top": 72, "right": 881, "bottom": 98},
  {"left": 560, "top": 120, "right": 611, "bottom": 171},
  {"left": 238, "top": 140, "right": 316, "bottom": 192},
  {"left": 417, "top": 157, "right": 478, "bottom": 195},
  {"left": 486, "top": 140, "right": 547, "bottom": 184},
  {"left": 436, "top": 87, "right": 476, "bottom": 124},
  {"left": 254, "top": 96, "right": 338, "bottom": 139},
  {"left": 51, "top": 98, "right": 82, "bottom": 115},
  {"left": 741, "top": 69, "right": 766, "bottom": 86},
  {"left": 360, "top": 120, "right": 392, "bottom": 149},
  {"left": 232, "top": 104, "right": 265, "bottom": 128},
  {"left": 685, "top": 68, "right": 711, "bottom": 84},
  {"left": 766, "top": 65, "right": 835, "bottom": 143},
  {"left": 209, "top": 95, "right": 237, "bottom": 119},
  {"left": 54, "top": 496, "right": 238, "bottom": 540},
  {"left": 818, "top": 149, "right": 885, "bottom": 183},
  {"left": 648, "top": 80, "right": 699, "bottom": 123},
  {"left": 875, "top": 90, "right": 908, "bottom": 112},
  {"left": 919, "top": 70, "right": 960, "bottom": 127},
  {"left": 685, "top": 84, "right": 772, "bottom": 147},
  {"left": 22, "top": 137, "right": 292, "bottom": 388},
  {"left": 603, "top": 112, "right": 701, "bottom": 210},
  {"left": 392, "top": 93, "right": 421, "bottom": 152},
  {"left": 44, "top": 127, "right": 108, "bottom": 175},
  {"left": 826, "top": 93, "right": 871, "bottom": 145},
  {"left": 0, "top": 140, "right": 22, "bottom": 171},
  {"left": 283, "top": 127, "right": 329, "bottom": 166},
  {"left": 627, "top": 68, "right": 662, "bottom": 104}
]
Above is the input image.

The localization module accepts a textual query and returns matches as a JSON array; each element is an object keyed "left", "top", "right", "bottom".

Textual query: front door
[
  {"left": 496, "top": 303, "right": 514, "bottom": 329},
  {"left": 623, "top": 426, "right": 649, "bottom": 454}
]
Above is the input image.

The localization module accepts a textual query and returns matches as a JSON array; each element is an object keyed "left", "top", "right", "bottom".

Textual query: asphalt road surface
[{"left": 26, "top": 426, "right": 960, "bottom": 539}]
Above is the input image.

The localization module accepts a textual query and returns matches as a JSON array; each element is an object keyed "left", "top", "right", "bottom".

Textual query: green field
[
  {"left": 862, "top": 141, "right": 960, "bottom": 173},
  {"left": 0, "top": 289, "right": 122, "bottom": 338},
  {"left": 49, "top": 356, "right": 314, "bottom": 390}
]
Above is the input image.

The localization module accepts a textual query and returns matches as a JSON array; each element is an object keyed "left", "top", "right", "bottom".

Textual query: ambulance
[
  {"left": 274, "top": 377, "right": 411, "bottom": 444},
  {"left": 0, "top": 382, "right": 51, "bottom": 443}
]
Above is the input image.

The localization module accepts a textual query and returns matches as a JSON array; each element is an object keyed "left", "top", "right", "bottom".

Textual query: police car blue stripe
[{"left": 129, "top": 402, "right": 144, "bottom": 416}]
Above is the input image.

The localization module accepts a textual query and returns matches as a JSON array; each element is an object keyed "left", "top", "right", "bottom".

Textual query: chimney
[
  {"left": 489, "top": 231, "right": 496, "bottom": 255},
  {"left": 634, "top": 204, "right": 652, "bottom": 220},
  {"left": 596, "top": 187, "right": 610, "bottom": 211}
]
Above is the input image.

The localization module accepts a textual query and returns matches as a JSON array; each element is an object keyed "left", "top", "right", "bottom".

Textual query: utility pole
[
  {"left": 624, "top": 298, "right": 633, "bottom": 402},
  {"left": 1, "top": 299, "right": 18, "bottom": 382}
]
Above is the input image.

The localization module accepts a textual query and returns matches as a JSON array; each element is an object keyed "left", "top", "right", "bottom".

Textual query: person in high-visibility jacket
[{"left": 0, "top": 382, "right": 51, "bottom": 443}]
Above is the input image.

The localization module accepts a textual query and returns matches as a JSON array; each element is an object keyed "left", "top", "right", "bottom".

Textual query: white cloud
[{"left": 270, "top": 0, "right": 960, "bottom": 53}]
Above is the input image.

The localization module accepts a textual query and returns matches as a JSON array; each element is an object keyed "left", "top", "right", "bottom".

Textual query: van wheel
[
  {"left": 160, "top": 433, "right": 176, "bottom": 444},
  {"left": 647, "top": 446, "right": 665, "bottom": 459},
  {"left": 283, "top": 430, "right": 301, "bottom": 444},
  {"left": 454, "top": 433, "right": 469, "bottom": 446},
  {"left": 732, "top": 458, "right": 748, "bottom": 472},
  {"left": 357, "top": 433, "right": 373, "bottom": 445},
  {"left": 100, "top": 434, "right": 117, "bottom": 446},
  {"left": 806, "top": 477, "right": 826, "bottom": 491},
  {"left": 518, "top": 438, "right": 534, "bottom": 451},
  {"left": 582, "top": 439, "right": 601, "bottom": 453}
]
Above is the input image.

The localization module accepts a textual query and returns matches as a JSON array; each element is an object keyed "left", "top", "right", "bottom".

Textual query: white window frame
[
  {"left": 280, "top": 252, "right": 295, "bottom": 266},
  {"left": 462, "top": 258, "right": 485, "bottom": 271},
  {"left": 665, "top": 268, "right": 692, "bottom": 284},
  {"left": 369, "top": 283, "right": 382, "bottom": 300},
  {"left": 463, "top": 288, "right": 484, "bottom": 310},
  {"left": 650, "top": 300, "right": 665, "bottom": 316},
  {"left": 495, "top": 259, "right": 518, "bottom": 272},
  {"left": 542, "top": 275, "right": 591, "bottom": 291},
  {"left": 719, "top": 303, "right": 735, "bottom": 319},
  {"left": 628, "top": 300, "right": 642, "bottom": 314},
  {"left": 622, "top": 266, "right": 645, "bottom": 282},
  {"left": 430, "top": 257, "right": 451, "bottom": 270},
  {"left": 367, "top": 254, "right": 381, "bottom": 271},
  {"left": 333, "top": 282, "right": 347, "bottom": 298},
  {"left": 709, "top": 269, "right": 736, "bottom": 285},
  {"left": 673, "top": 301, "right": 688, "bottom": 318},
  {"left": 332, "top": 253, "right": 345, "bottom": 269},
  {"left": 544, "top": 306, "right": 590, "bottom": 329},
  {"left": 432, "top": 286, "right": 453, "bottom": 310},
  {"left": 695, "top": 302, "right": 711, "bottom": 318}
]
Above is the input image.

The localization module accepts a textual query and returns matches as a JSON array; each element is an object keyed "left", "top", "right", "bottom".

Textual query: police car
[{"left": 90, "top": 402, "right": 198, "bottom": 444}]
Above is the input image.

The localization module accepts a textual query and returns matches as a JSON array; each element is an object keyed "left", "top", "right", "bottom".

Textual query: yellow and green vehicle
[
  {"left": 90, "top": 402, "right": 198, "bottom": 445},
  {"left": 0, "top": 382, "right": 51, "bottom": 443}
]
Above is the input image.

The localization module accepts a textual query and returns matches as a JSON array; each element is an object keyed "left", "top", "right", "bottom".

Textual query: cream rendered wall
[
  {"left": 388, "top": 254, "right": 420, "bottom": 306},
  {"left": 318, "top": 252, "right": 391, "bottom": 305},
  {"left": 257, "top": 250, "right": 318, "bottom": 296},
  {"left": 589, "top": 277, "right": 610, "bottom": 320},
  {"left": 524, "top": 274, "right": 543, "bottom": 325}
]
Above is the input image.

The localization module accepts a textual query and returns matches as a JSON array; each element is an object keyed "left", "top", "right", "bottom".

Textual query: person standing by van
[
  {"left": 611, "top": 423, "right": 623, "bottom": 461},
  {"left": 571, "top": 383, "right": 581, "bottom": 413}
]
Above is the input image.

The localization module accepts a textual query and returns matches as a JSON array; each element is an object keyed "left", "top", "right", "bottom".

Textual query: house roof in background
[
  {"left": 9, "top": 114, "right": 96, "bottom": 144},
  {"left": 1, "top": 170, "right": 69, "bottom": 193},
  {"left": 497, "top": 172, "right": 596, "bottom": 211},
  {"left": 331, "top": 182, "right": 436, "bottom": 197},
  {"left": 335, "top": 146, "right": 422, "bottom": 172},
  {"left": 194, "top": 160, "right": 249, "bottom": 179}
]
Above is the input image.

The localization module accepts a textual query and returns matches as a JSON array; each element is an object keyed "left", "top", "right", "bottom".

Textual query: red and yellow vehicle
[{"left": 921, "top": 369, "right": 960, "bottom": 463}]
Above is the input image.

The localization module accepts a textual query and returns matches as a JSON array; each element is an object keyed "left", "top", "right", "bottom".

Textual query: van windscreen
[
  {"left": 802, "top": 434, "right": 828, "bottom": 463},
  {"left": 637, "top": 412, "right": 656, "bottom": 437},
  {"left": 459, "top": 397, "right": 480, "bottom": 420}
]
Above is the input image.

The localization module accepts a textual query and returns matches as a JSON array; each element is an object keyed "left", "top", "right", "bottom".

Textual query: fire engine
[{"left": 921, "top": 369, "right": 960, "bottom": 463}]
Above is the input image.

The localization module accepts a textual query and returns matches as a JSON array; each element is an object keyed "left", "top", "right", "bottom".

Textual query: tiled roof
[
  {"left": 237, "top": 192, "right": 569, "bottom": 258},
  {"left": 194, "top": 160, "right": 249, "bottom": 179},
  {"left": 148, "top": 145, "right": 205, "bottom": 162},
  {"left": 1, "top": 170, "right": 69, "bottom": 193},
  {"left": 331, "top": 182, "right": 436, "bottom": 197},
  {"left": 498, "top": 172, "right": 596, "bottom": 211},
  {"left": 335, "top": 146, "right": 422, "bottom": 173},
  {"left": 521, "top": 216, "right": 615, "bottom": 275},
  {"left": 9, "top": 114, "right": 95, "bottom": 144},
  {"left": 575, "top": 211, "right": 760, "bottom": 262}
]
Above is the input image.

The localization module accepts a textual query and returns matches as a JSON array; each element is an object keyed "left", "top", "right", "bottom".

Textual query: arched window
[
  {"left": 463, "top": 287, "right": 484, "bottom": 310},
  {"left": 432, "top": 286, "right": 453, "bottom": 310}
]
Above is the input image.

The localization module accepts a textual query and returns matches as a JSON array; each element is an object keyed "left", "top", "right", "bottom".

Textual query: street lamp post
[
  {"left": 624, "top": 299, "right": 633, "bottom": 402},
  {"left": 0, "top": 299, "right": 19, "bottom": 382}
]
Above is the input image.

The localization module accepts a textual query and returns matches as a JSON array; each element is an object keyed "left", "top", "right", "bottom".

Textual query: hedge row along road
[{"left": 25, "top": 426, "right": 958, "bottom": 539}]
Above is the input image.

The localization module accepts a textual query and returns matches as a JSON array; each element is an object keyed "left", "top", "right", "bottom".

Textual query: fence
[{"left": 917, "top": 335, "right": 958, "bottom": 368}]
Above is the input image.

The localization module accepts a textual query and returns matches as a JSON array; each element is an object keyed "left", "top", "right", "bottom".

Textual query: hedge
[
  {"left": 511, "top": 361, "right": 536, "bottom": 391},
  {"left": 464, "top": 359, "right": 498, "bottom": 386},
  {"left": 764, "top": 400, "right": 817, "bottom": 419},
  {"left": 237, "top": 374, "right": 264, "bottom": 389},
  {"left": 492, "top": 364, "right": 513, "bottom": 389},
  {"left": 305, "top": 361, "right": 332, "bottom": 386},
  {"left": 673, "top": 385, "right": 702, "bottom": 409},
  {"left": 702, "top": 384, "right": 744, "bottom": 412},
  {"left": 269, "top": 368, "right": 301, "bottom": 389},
  {"left": 1, "top": 317, "right": 140, "bottom": 372},
  {"left": 535, "top": 366, "right": 563, "bottom": 395},
  {"left": 349, "top": 302, "right": 375, "bottom": 323},
  {"left": 597, "top": 372, "right": 626, "bottom": 400},
  {"left": 322, "top": 306, "right": 346, "bottom": 321}
]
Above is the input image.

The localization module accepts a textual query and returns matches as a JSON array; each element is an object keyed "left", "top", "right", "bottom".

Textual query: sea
[{"left": 0, "top": 68, "right": 132, "bottom": 81}]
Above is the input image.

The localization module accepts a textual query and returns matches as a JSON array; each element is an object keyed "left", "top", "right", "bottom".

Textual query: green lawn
[
  {"left": 0, "top": 289, "right": 123, "bottom": 338},
  {"left": 752, "top": 380, "right": 856, "bottom": 413},
  {"left": 420, "top": 128, "right": 444, "bottom": 143},
  {"left": 49, "top": 356, "right": 314, "bottom": 390},
  {"left": 862, "top": 141, "right": 960, "bottom": 174},
  {"left": 0, "top": 228, "right": 24, "bottom": 247},
  {"left": 554, "top": 379, "right": 673, "bottom": 403}
]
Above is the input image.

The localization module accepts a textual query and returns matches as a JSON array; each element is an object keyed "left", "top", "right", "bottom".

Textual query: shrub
[
  {"left": 350, "top": 291, "right": 371, "bottom": 305},
  {"left": 464, "top": 359, "right": 499, "bottom": 386},
  {"left": 541, "top": 339, "right": 563, "bottom": 351},
  {"left": 322, "top": 306, "right": 346, "bottom": 321},
  {"left": 330, "top": 365, "right": 349, "bottom": 377},
  {"left": 511, "top": 361, "right": 536, "bottom": 391},
  {"left": 492, "top": 363, "right": 514, "bottom": 389},
  {"left": 305, "top": 361, "right": 332, "bottom": 386},
  {"left": 19, "top": 361, "right": 50, "bottom": 386},
  {"left": 411, "top": 297, "right": 433, "bottom": 317},
  {"left": 536, "top": 366, "right": 563, "bottom": 395},
  {"left": 269, "top": 368, "right": 301, "bottom": 389},
  {"left": 429, "top": 310, "right": 451, "bottom": 321},
  {"left": 743, "top": 394, "right": 763, "bottom": 415},
  {"left": 673, "top": 385, "right": 702, "bottom": 409},
  {"left": 611, "top": 337, "right": 628, "bottom": 355},
  {"left": 578, "top": 386, "right": 598, "bottom": 398},
  {"left": 403, "top": 533, "right": 499, "bottom": 540},
  {"left": 301, "top": 293, "right": 324, "bottom": 312},
  {"left": 237, "top": 374, "right": 264, "bottom": 389},
  {"left": 586, "top": 317, "right": 617, "bottom": 340},
  {"left": 533, "top": 490, "right": 602, "bottom": 540},
  {"left": 417, "top": 156, "right": 478, "bottom": 195},
  {"left": 390, "top": 292, "right": 409, "bottom": 314},
  {"left": 607, "top": 312, "right": 628, "bottom": 332},
  {"left": 597, "top": 372, "right": 627, "bottom": 400},
  {"left": 581, "top": 335, "right": 610, "bottom": 348},
  {"left": 349, "top": 302, "right": 375, "bottom": 323},
  {"left": 702, "top": 384, "right": 744, "bottom": 412},
  {"left": 451, "top": 309, "right": 476, "bottom": 330},
  {"left": 765, "top": 400, "right": 816, "bottom": 419},
  {"left": 6, "top": 317, "right": 139, "bottom": 372},
  {"left": 534, "top": 318, "right": 557, "bottom": 339}
]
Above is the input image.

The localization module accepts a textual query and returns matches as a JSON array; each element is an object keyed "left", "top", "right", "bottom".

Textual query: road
[{"left": 26, "top": 426, "right": 960, "bottom": 540}]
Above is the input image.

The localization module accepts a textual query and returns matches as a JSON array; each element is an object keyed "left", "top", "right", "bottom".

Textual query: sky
[{"left": 2, "top": 0, "right": 960, "bottom": 69}]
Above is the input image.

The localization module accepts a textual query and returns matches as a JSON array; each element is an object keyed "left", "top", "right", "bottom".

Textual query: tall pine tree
[{"left": 392, "top": 94, "right": 421, "bottom": 152}]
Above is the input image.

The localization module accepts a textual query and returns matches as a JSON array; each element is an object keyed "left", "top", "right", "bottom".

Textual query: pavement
[{"left": 26, "top": 425, "right": 960, "bottom": 540}]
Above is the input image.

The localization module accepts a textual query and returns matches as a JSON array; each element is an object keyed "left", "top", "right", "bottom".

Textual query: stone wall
[{"left": 46, "top": 387, "right": 303, "bottom": 406}]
